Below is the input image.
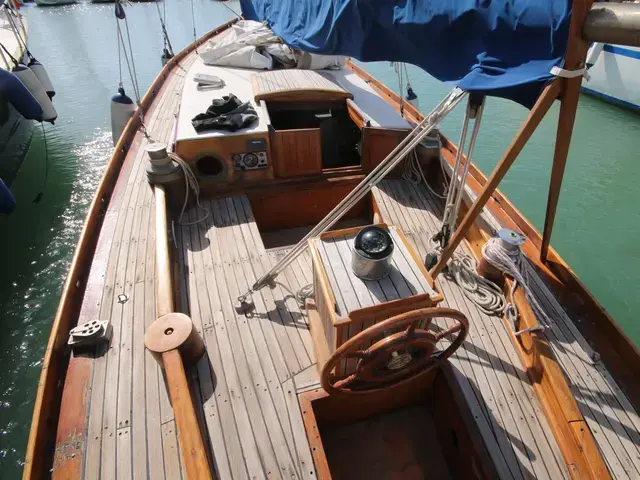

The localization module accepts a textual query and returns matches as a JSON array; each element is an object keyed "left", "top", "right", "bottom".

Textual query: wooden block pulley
[{"left": 145, "top": 312, "right": 205, "bottom": 366}]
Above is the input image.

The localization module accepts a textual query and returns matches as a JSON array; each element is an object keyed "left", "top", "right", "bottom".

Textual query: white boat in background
[
  {"left": 583, "top": 42, "right": 640, "bottom": 112},
  {"left": 34, "top": 0, "right": 76, "bottom": 6}
]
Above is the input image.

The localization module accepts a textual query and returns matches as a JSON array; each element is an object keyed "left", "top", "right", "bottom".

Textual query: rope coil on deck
[{"left": 482, "top": 237, "right": 550, "bottom": 334}]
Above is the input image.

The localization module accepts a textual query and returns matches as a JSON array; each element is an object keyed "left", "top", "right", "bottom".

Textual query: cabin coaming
[{"left": 25, "top": 19, "right": 640, "bottom": 480}]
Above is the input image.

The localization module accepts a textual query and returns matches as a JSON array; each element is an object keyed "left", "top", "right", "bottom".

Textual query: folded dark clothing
[
  {"left": 205, "top": 93, "right": 243, "bottom": 117},
  {"left": 192, "top": 102, "right": 258, "bottom": 133}
]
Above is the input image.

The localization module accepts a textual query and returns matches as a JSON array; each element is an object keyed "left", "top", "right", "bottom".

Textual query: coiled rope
[
  {"left": 481, "top": 237, "right": 549, "bottom": 334},
  {"left": 168, "top": 152, "right": 209, "bottom": 226},
  {"left": 403, "top": 145, "right": 449, "bottom": 200},
  {"left": 429, "top": 238, "right": 506, "bottom": 317}
]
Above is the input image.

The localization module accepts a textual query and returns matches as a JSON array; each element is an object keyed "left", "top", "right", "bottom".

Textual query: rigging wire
[
  {"left": 393, "top": 62, "right": 405, "bottom": 116},
  {"left": 122, "top": 15, "right": 141, "bottom": 103},
  {"left": 3, "top": 5, "right": 27, "bottom": 54},
  {"left": 0, "top": 40, "right": 18, "bottom": 67},
  {"left": 33, "top": 122, "right": 48, "bottom": 204},
  {"left": 155, "top": 0, "right": 174, "bottom": 57},
  {"left": 219, "top": 1, "right": 242, "bottom": 19},
  {"left": 189, "top": 0, "right": 197, "bottom": 44}
]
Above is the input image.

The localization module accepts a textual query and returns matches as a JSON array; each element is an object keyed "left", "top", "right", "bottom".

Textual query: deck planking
[
  {"left": 374, "top": 178, "right": 640, "bottom": 479},
  {"left": 53, "top": 51, "right": 196, "bottom": 479},
  {"left": 52, "top": 39, "right": 638, "bottom": 479},
  {"left": 177, "top": 195, "right": 316, "bottom": 479},
  {"left": 374, "top": 179, "right": 569, "bottom": 480}
]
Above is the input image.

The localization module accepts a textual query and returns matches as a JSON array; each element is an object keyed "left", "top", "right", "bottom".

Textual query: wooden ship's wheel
[{"left": 321, "top": 307, "right": 468, "bottom": 394}]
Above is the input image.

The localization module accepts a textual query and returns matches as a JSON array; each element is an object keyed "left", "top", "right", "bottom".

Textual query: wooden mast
[{"left": 540, "top": 0, "right": 594, "bottom": 262}]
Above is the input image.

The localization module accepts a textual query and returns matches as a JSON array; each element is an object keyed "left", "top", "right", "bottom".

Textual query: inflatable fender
[
  {"left": 0, "top": 178, "right": 16, "bottom": 215},
  {"left": 12, "top": 64, "right": 57, "bottom": 123},
  {"left": 111, "top": 87, "right": 135, "bottom": 146},
  {"left": 0, "top": 69, "right": 43, "bottom": 121},
  {"left": 28, "top": 58, "right": 55, "bottom": 99}
]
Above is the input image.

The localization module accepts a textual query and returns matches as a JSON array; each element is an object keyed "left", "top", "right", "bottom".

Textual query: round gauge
[
  {"left": 243, "top": 153, "right": 259, "bottom": 168},
  {"left": 232, "top": 154, "right": 241, "bottom": 162}
]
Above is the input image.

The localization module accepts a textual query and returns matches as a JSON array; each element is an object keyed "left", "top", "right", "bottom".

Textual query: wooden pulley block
[{"left": 145, "top": 312, "right": 205, "bottom": 366}]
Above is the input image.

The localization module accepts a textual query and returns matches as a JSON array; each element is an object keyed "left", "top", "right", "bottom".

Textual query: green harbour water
[{"left": 0, "top": 1, "right": 638, "bottom": 475}]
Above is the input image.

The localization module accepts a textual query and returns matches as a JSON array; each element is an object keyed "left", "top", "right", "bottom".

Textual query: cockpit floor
[{"left": 322, "top": 405, "right": 452, "bottom": 480}]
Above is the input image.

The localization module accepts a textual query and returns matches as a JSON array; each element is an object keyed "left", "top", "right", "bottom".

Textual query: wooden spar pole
[
  {"left": 430, "top": 79, "right": 561, "bottom": 279},
  {"left": 540, "top": 0, "right": 595, "bottom": 262}
]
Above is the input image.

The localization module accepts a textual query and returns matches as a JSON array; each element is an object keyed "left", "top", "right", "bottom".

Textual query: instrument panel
[{"left": 233, "top": 151, "right": 268, "bottom": 171}]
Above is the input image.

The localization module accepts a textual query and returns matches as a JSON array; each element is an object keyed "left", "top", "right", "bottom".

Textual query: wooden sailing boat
[{"left": 23, "top": 1, "right": 640, "bottom": 479}]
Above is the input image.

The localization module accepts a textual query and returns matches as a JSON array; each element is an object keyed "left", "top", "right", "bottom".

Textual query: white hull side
[{"left": 582, "top": 45, "right": 640, "bottom": 112}]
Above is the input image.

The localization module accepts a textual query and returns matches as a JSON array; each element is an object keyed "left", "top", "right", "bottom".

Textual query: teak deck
[
  {"left": 373, "top": 179, "right": 640, "bottom": 479},
  {"left": 47, "top": 33, "right": 640, "bottom": 480}
]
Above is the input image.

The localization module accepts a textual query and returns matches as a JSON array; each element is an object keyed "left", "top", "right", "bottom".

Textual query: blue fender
[
  {"left": 0, "top": 178, "right": 16, "bottom": 214},
  {"left": 0, "top": 68, "right": 44, "bottom": 121}
]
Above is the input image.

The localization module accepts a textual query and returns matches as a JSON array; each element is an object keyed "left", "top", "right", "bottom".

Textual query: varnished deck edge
[{"left": 23, "top": 19, "right": 238, "bottom": 480}]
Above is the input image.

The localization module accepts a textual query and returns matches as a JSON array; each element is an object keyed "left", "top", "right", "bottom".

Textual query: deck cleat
[
  {"left": 68, "top": 320, "right": 113, "bottom": 348},
  {"left": 234, "top": 294, "right": 255, "bottom": 314}
]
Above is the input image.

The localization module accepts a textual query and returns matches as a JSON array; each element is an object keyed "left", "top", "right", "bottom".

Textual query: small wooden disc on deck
[{"left": 145, "top": 312, "right": 205, "bottom": 366}]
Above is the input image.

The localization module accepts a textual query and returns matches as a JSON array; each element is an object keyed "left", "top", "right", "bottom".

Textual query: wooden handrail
[
  {"left": 155, "top": 186, "right": 174, "bottom": 317},
  {"left": 153, "top": 185, "right": 212, "bottom": 479},
  {"left": 163, "top": 349, "right": 212, "bottom": 480}
]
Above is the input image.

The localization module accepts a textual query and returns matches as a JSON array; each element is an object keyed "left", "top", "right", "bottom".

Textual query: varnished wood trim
[
  {"left": 346, "top": 99, "right": 366, "bottom": 130},
  {"left": 162, "top": 349, "right": 213, "bottom": 480},
  {"left": 155, "top": 186, "right": 174, "bottom": 317},
  {"left": 23, "top": 19, "right": 238, "bottom": 480},
  {"left": 540, "top": 0, "right": 595, "bottom": 261},
  {"left": 299, "top": 391, "right": 332, "bottom": 480},
  {"left": 509, "top": 286, "right": 610, "bottom": 479},
  {"left": 308, "top": 239, "right": 337, "bottom": 315}
]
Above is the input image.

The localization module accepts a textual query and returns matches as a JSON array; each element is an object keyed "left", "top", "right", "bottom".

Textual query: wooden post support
[
  {"left": 430, "top": 80, "right": 561, "bottom": 279},
  {"left": 540, "top": 0, "right": 595, "bottom": 262}
]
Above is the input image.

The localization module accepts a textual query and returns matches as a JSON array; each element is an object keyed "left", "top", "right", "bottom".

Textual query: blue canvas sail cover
[{"left": 240, "top": 0, "right": 572, "bottom": 108}]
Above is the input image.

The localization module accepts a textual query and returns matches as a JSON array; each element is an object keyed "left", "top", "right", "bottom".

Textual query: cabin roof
[
  {"left": 175, "top": 57, "right": 411, "bottom": 143},
  {"left": 176, "top": 58, "right": 270, "bottom": 142},
  {"left": 251, "top": 69, "right": 353, "bottom": 102}
]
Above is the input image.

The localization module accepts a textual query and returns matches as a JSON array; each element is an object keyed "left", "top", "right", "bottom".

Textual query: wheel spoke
[
  {"left": 345, "top": 350, "right": 367, "bottom": 359},
  {"left": 333, "top": 374, "right": 357, "bottom": 389},
  {"left": 434, "top": 322, "right": 462, "bottom": 341}
]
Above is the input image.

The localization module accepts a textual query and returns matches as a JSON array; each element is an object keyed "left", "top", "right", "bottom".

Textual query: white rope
[
  {"left": 403, "top": 147, "right": 448, "bottom": 199},
  {"left": 296, "top": 283, "right": 314, "bottom": 307},
  {"left": 168, "top": 152, "right": 209, "bottom": 226},
  {"left": 430, "top": 238, "right": 506, "bottom": 317},
  {"left": 481, "top": 237, "right": 549, "bottom": 334}
]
